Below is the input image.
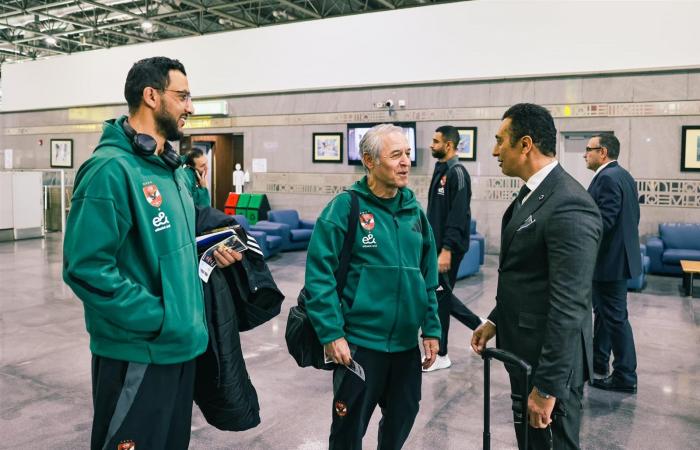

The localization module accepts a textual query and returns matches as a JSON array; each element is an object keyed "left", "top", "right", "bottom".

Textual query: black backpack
[{"left": 285, "top": 190, "right": 359, "bottom": 370}]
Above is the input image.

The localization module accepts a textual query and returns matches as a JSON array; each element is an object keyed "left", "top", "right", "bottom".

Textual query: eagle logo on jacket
[
  {"left": 142, "top": 183, "right": 162, "bottom": 208},
  {"left": 359, "top": 212, "right": 375, "bottom": 231}
]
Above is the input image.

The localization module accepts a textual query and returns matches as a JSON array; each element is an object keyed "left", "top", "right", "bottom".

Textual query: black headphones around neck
[{"left": 122, "top": 119, "right": 181, "bottom": 171}]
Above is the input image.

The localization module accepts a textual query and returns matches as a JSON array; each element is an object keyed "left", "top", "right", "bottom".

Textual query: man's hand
[
  {"left": 470, "top": 321, "right": 496, "bottom": 354},
  {"left": 324, "top": 337, "right": 352, "bottom": 366},
  {"left": 213, "top": 247, "right": 242, "bottom": 268},
  {"left": 527, "top": 388, "right": 556, "bottom": 429},
  {"left": 437, "top": 249, "right": 452, "bottom": 273},
  {"left": 195, "top": 166, "right": 208, "bottom": 188},
  {"left": 422, "top": 338, "right": 440, "bottom": 369}
]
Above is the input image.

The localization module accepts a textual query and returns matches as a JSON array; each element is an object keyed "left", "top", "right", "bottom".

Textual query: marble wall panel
[
  {"left": 534, "top": 78, "right": 583, "bottom": 105},
  {"left": 581, "top": 75, "right": 635, "bottom": 103},
  {"left": 688, "top": 73, "right": 700, "bottom": 100},
  {"left": 631, "top": 73, "right": 688, "bottom": 102},
  {"left": 629, "top": 116, "right": 700, "bottom": 179},
  {"left": 488, "top": 80, "right": 536, "bottom": 107}
]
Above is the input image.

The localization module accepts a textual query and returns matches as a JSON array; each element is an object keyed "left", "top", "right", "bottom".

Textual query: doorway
[
  {"left": 182, "top": 134, "right": 244, "bottom": 209},
  {"left": 560, "top": 131, "right": 613, "bottom": 189}
]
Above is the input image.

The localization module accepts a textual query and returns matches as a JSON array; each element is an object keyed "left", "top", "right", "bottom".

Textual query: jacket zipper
[{"left": 386, "top": 214, "right": 402, "bottom": 352}]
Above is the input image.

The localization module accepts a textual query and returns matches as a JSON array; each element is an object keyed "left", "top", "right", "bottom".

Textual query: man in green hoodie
[
  {"left": 305, "top": 124, "right": 441, "bottom": 449},
  {"left": 63, "top": 57, "right": 240, "bottom": 450},
  {"left": 182, "top": 147, "right": 212, "bottom": 207}
]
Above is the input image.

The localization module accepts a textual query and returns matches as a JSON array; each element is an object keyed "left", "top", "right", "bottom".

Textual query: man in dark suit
[
  {"left": 472, "top": 103, "right": 602, "bottom": 449},
  {"left": 584, "top": 133, "right": 640, "bottom": 393}
]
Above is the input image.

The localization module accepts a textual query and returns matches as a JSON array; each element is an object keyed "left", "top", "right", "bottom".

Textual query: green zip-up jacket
[
  {"left": 180, "top": 157, "right": 212, "bottom": 207},
  {"left": 305, "top": 177, "right": 441, "bottom": 353},
  {"left": 63, "top": 116, "right": 208, "bottom": 364}
]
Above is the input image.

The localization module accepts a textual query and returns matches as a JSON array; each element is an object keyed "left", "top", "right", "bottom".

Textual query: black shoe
[
  {"left": 590, "top": 375, "right": 637, "bottom": 393},
  {"left": 593, "top": 367, "right": 609, "bottom": 377}
]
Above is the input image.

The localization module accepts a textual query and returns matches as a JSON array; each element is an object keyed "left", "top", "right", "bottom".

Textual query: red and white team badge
[
  {"left": 440, "top": 175, "right": 447, "bottom": 186},
  {"left": 334, "top": 401, "right": 348, "bottom": 417},
  {"left": 142, "top": 183, "right": 162, "bottom": 208},
  {"left": 118, "top": 440, "right": 136, "bottom": 450},
  {"left": 359, "top": 212, "right": 375, "bottom": 231}
]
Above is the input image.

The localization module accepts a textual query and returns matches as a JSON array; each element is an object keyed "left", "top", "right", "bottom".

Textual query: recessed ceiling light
[
  {"left": 45, "top": 36, "right": 57, "bottom": 45},
  {"left": 141, "top": 20, "right": 153, "bottom": 31}
]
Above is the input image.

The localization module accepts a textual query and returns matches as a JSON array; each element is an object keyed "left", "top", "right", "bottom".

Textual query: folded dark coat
[{"left": 193, "top": 206, "right": 285, "bottom": 431}]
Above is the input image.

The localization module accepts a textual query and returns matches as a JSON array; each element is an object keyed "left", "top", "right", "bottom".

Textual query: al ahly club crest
[
  {"left": 359, "top": 212, "right": 375, "bottom": 231},
  {"left": 142, "top": 183, "right": 163, "bottom": 208},
  {"left": 440, "top": 175, "right": 447, "bottom": 186}
]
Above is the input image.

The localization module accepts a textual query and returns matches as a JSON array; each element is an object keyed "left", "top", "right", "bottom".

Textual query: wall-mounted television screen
[{"left": 347, "top": 122, "right": 417, "bottom": 166}]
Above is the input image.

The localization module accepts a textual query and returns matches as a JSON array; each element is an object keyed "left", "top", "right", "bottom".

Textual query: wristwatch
[{"left": 535, "top": 387, "right": 552, "bottom": 399}]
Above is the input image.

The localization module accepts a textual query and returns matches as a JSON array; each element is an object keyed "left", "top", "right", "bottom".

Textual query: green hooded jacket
[
  {"left": 180, "top": 156, "right": 212, "bottom": 207},
  {"left": 305, "top": 176, "right": 441, "bottom": 353},
  {"left": 63, "top": 116, "right": 208, "bottom": 364}
]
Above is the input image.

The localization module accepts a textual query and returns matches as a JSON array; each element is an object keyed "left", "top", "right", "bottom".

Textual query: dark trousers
[
  {"left": 592, "top": 280, "right": 637, "bottom": 384},
  {"left": 509, "top": 377, "right": 584, "bottom": 450},
  {"left": 91, "top": 355, "right": 196, "bottom": 450},
  {"left": 329, "top": 346, "right": 421, "bottom": 450},
  {"left": 437, "top": 252, "right": 481, "bottom": 356}
]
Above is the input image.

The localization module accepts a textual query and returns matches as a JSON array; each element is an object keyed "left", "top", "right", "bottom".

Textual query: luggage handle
[{"left": 482, "top": 348, "right": 532, "bottom": 450}]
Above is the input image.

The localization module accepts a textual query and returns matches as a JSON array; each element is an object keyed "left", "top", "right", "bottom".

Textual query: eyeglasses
[
  {"left": 585, "top": 146, "right": 603, "bottom": 152},
  {"left": 162, "top": 89, "right": 192, "bottom": 103}
]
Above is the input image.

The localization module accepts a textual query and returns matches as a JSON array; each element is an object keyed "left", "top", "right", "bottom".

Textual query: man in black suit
[
  {"left": 584, "top": 133, "right": 640, "bottom": 393},
  {"left": 472, "top": 103, "right": 602, "bottom": 449}
]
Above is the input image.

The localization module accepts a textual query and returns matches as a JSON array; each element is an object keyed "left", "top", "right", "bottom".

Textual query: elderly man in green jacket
[{"left": 305, "top": 123, "right": 441, "bottom": 450}]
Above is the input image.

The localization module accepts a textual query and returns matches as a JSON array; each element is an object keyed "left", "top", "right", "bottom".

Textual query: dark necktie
[{"left": 512, "top": 184, "right": 531, "bottom": 216}]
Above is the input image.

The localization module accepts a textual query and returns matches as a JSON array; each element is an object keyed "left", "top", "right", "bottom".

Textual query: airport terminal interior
[{"left": 1, "top": 1, "right": 700, "bottom": 449}]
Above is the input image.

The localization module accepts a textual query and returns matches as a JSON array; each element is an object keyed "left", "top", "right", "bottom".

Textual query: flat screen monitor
[{"left": 347, "top": 122, "right": 417, "bottom": 166}]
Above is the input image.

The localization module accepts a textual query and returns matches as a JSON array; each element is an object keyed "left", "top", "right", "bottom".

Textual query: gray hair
[{"left": 359, "top": 124, "right": 404, "bottom": 168}]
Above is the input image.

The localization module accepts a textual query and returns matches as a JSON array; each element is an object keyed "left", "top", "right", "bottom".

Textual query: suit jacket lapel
[{"left": 500, "top": 165, "right": 564, "bottom": 267}]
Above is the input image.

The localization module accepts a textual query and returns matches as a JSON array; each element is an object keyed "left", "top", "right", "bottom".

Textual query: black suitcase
[{"left": 482, "top": 348, "right": 532, "bottom": 450}]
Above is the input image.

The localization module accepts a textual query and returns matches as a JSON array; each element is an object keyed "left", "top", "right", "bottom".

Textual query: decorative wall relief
[{"left": 637, "top": 179, "right": 700, "bottom": 208}]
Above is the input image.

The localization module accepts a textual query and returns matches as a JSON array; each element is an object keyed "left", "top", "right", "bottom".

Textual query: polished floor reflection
[{"left": 1, "top": 234, "right": 698, "bottom": 449}]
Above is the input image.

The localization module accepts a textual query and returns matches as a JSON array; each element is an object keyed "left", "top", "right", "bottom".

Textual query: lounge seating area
[
  {"left": 647, "top": 223, "right": 700, "bottom": 275},
  {"left": 456, "top": 219, "right": 485, "bottom": 279},
  {"left": 254, "top": 209, "right": 316, "bottom": 252},
  {"left": 232, "top": 215, "right": 283, "bottom": 259},
  {"left": 627, "top": 244, "right": 651, "bottom": 291}
]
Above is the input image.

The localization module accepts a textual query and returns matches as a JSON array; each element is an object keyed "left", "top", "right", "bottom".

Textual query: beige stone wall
[{"left": 3, "top": 71, "right": 699, "bottom": 252}]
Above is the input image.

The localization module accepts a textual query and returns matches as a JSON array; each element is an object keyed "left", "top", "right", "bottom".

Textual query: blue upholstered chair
[
  {"left": 627, "top": 244, "right": 651, "bottom": 291},
  {"left": 470, "top": 219, "right": 485, "bottom": 265},
  {"left": 256, "top": 209, "right": 316, "bottom": 251},
  {"left": 647, "top": 223, "right": 700, "bottom": 275},
  {"left": 456, "top": 238, "right": 482, "bottom": 279},
  {"left": 233, "top": 215, "right": 283, "bottom": 259}
]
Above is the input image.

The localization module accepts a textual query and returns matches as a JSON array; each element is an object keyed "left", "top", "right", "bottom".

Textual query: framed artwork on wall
[
  {"left": 681, "top": 126, "right": 700, "bottom": 172},
  {"left": 457, "top": 127, "right": 477, "bottom": 161},
  {"left": 312, "top": 132, "right": 343, "bottom": 163},
  {"left": 50, "top": 139, "right": 73, "bottom": 168}
]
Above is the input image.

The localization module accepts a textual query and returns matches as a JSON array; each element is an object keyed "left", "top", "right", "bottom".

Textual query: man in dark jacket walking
[
  {"left": 584, "top": 133, "right": 640, "bottom": 393},
  {"left": 306, "top": 124, "right": 441, "bottom": 450},
  {"left": 424, "top": 125, "right": 482, "bottom": 372}
]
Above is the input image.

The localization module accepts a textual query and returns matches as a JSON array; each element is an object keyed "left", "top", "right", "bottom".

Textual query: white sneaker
[{"left": 423, "top": 354, "right": 452, "bottom": 372}]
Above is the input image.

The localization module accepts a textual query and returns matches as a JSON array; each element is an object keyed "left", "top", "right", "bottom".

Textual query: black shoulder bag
[{"left": 284, "top": 191, "right": 359, "bottom": 370}]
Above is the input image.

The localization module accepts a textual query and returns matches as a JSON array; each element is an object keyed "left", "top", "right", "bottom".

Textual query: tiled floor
[{"left": 1, "top": 233, "right": 698, "bottom": 449}]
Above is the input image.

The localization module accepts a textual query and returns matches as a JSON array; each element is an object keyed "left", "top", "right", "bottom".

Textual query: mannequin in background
[{"left": 233, "top": 163, "right": 249, "bottom": 194}]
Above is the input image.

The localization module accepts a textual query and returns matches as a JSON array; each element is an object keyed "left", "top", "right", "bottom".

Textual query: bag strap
[{"left": 333, "top": 190, "right": 359, "bottom": 308}]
